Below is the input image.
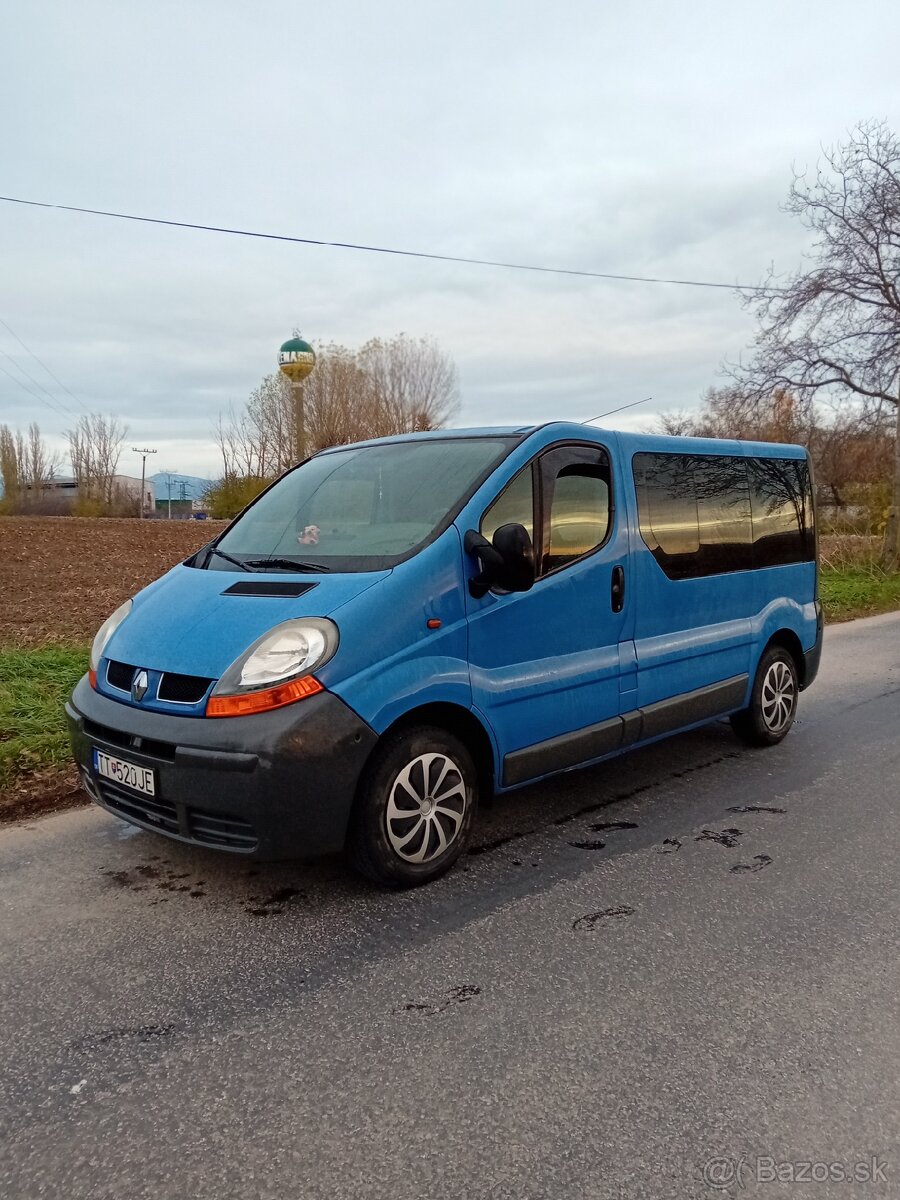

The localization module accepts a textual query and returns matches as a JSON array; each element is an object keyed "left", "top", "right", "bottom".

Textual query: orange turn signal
[
  {"left": 205, "top": 675, "right": 323, "bottom": 718},
  {"left": 89, "top": 668, "right": 98, "bottom": 690}
]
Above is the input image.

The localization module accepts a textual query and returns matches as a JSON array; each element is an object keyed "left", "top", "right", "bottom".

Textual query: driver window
[
  {"left": 540, "top": 447, "right": 611, "bottom": 574},
  {"left": 480, "top": 467, "right": 534, "bottom": 544}
]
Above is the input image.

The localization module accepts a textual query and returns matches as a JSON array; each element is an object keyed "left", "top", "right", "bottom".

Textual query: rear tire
[
  {"left": 731, "top": 645, "right": 799, "bottom": 747},
  {"left": 346, "top": 725, "right": 477, "bottom": 888}
]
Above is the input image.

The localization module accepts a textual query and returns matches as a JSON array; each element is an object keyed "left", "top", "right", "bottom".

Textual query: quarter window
[{"left": 480, "top": 466, "right": 534, "bottom": 544}]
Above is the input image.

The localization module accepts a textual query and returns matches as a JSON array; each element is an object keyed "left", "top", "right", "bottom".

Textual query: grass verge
[
  {"left": 819, "top": 566, "right": 900, "bottom": 623},
  {"left": 0, "top": 645, "right": 88, "bottom": 821}
]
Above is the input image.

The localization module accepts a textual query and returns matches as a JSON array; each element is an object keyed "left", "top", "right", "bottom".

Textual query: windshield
[{"left": 207, "top": 437, "right": 518, "bottom": 572}]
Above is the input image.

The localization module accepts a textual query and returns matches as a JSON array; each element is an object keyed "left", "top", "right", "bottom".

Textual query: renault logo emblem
[{"left": 132, "top": 670, "right": 149, "bottom": 703}]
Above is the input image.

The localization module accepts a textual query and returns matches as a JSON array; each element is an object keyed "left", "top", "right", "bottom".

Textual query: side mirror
[{"left": 464, "top": 524, "right": 536, "bottom": 598}]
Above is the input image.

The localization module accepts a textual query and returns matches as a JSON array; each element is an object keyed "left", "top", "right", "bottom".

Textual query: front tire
[
  {"left": 346, "top": 726, "right": 477, "bottom": 888},
  {"left": 731, "top": 645, "right": 799, "bottom": 747}
]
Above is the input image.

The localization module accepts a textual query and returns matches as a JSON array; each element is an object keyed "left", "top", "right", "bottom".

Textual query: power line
[
  {"left": 0, "top": 361, "right": 72, "bottom": 420},
  {"left": 0, "top": 345, "right": 76, "bottom": 418},
  {"left": 0, "top": 314, "right": 91, "bottom": 413},
  {"left": 0, "top": 194, "right": 783, "bottom": 294}
]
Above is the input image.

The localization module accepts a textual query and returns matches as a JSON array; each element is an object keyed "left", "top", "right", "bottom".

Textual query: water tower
[{"left": 278, "top": 335, "right": 316, "bottom": 461}]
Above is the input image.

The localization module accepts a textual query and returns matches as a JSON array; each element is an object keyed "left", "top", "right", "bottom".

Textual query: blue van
[{"left": 67, "top": 423, "right": 821, "bottom": 887}]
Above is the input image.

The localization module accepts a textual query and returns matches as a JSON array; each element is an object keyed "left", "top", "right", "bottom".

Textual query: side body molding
[{"left": 502, "top": 674, "right": 748, "bottom": 787}]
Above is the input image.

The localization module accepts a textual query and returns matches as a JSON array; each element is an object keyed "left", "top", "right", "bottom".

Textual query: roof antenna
[{"left": 582, "top": 396, "right": 652, "bottom": 423}]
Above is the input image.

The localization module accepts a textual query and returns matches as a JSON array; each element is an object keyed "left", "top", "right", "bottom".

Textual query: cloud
[{"left": 2, "top": 0, "right": 899, "bottom": 474}]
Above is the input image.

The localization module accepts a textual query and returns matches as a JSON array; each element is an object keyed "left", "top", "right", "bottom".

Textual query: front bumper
[{"left": 66, "top": 675, "right": 378, "bottom": 859}]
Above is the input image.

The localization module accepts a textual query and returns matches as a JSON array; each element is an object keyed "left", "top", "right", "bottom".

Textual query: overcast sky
[{"left": 2, "top": 0, "right": 899, "bottom": 479}]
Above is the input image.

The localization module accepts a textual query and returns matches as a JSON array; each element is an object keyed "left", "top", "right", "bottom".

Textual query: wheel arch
[
  {"left": 370, "top": 702, "right": 498, "bottom": 801},
  {"left": 764, "top": 628, "right": 807, "bottom": 687}
]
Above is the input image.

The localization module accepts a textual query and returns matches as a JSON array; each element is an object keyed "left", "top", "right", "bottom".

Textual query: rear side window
[
  {"left": 746, "top": 457, "right": 815, "bottom": 567},
  {"left": 634, "top": 452, "right": 811, "bottom": 579},
  {"left": 635, "top": 455, "right": 700, "bottom": 566}
]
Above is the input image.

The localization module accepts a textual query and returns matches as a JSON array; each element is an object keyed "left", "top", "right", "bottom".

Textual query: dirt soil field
[{"left": 0, "top": 517, "right": 228, "bottom": 646}]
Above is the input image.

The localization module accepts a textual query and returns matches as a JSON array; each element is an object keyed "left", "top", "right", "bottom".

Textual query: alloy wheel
[
  {"left": 761, "top": 659, "right": 796, "bottom": 734},
  {"left": 385, "top": 752, "right": 468, "bottom": 864}
]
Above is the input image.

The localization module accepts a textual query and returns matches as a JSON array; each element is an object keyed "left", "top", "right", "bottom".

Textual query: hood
[{"left": 104, "top": 563, "right": 388, "bottom": 679}]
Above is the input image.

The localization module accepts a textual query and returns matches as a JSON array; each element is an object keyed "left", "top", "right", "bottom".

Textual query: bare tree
[
  {"left": 731, "top": 120, "right": 900, "bottom": 564},
  {"left": 214, "top": 404, "right": 263, "bottom": 481},
  {"left": 66, "top": 414, "right": 128, "bottom": 506},
  {"left": 358, "top": 334, "right": 459, "bottom": 436},
  {"left": 0, "top": 423, "right": 62, "bottom": 509},
  {"left": 668, "top": 385, "right": 818, "bottom": 444},
  {"left": 304, "top": 344, "right": 374, "bottom": 450},
  {"left": 0, "top": 425, "right": 24, "bottom": 504},
  {"left": 25, "top": 423, "right": 61, "bottom": 494}
]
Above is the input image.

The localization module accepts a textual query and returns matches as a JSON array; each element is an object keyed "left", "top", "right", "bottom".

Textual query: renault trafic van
[{"left": 67, "top": 423, "right": 821, "bottom": 887}]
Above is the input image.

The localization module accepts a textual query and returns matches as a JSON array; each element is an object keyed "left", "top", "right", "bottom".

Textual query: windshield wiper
[
  {"left": 206, "top": 547, "right": 255, "bottom": 572},
  {"left": 243, "top": 557, "right": 330, "bottom": 573}
]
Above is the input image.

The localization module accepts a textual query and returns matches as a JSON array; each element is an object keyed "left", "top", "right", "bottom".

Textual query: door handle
[{"left": 611, "top": 565, "right": 625, "bottom": 613}]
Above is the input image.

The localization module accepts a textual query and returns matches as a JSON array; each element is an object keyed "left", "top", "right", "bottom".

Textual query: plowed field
[{"left": 0, "top": 517, "right": 227, "bottom": 647}]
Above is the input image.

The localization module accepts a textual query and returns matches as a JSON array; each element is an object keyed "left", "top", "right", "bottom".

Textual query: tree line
[
  {"left": 659, "top": 386, "right": 894, "bottom": 531},
  {"left": 0, "top": 415, "right": 129, "bottom": 516},
  {"left": 206, "top": 333, "right": 458, "bottom": 516}
]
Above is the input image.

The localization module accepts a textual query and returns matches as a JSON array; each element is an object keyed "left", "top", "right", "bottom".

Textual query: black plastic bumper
[
  {"left": 66, "top": 676, "right": 378, "bottom": 859},
  {"left": 802, "top": 600, "right": 824, "bottom": 690}
]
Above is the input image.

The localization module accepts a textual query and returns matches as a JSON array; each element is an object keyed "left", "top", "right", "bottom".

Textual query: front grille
[
  {"left": 187, "top": 807, "right": 258, "bottom": 850},
  {"left": 106, "top": 660, "right": 136, "bottom": 691},
  {"left": 97, "top": 781, "right": 180, "bottom": 835},
  {"left": 158, "top": 672, "right": 213, "bottom": 704}
]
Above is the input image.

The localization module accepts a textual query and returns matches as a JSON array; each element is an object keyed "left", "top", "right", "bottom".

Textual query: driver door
[{"left": 465, "top": 439, "right": 634, "bottom": 787}]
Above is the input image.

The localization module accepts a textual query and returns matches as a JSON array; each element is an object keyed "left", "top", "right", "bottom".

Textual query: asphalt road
[{"left": 2, "top": 613, "right": 899, "bottom": 1199}]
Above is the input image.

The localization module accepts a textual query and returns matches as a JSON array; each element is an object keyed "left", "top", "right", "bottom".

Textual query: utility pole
[{"left": 132, "top": 447, "right": 157, "bottom": 519}]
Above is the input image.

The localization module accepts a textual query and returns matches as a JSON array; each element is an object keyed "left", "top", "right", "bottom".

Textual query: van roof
[
  {"left": 315, "top": 421, "right": 808, "bottom": 459},
  {"left": 316, "top": 426, "right": 537, "bottom": 452}
]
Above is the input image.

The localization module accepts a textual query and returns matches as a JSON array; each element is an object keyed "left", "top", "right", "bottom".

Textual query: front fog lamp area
[{"left": 206, "top": 618, "right": 338, "bottom": 718}]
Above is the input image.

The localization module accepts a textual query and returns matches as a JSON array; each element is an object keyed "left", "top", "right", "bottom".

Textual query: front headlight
[
  {"left": 90, "top": 599, "right": 133, "bottom": 674},
  {"left": 206, "top": 618, "right": 339, "bottom": 717}
]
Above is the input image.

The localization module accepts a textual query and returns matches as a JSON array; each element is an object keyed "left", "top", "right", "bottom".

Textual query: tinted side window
[
  {"left": 747, "top": 457, "right": 814, "bottom": 566},
  {"left": 634, "top": 453, "right": 752, "bottom": 578},
  {"left": 539, "top": 446, "right": 611, "bottom": 574},
  {"left": 692, "top": 455, "right": 753, "bottom": 574},
  {"left": 480, "top": 466, "right": 534, "bottom": 544},
  {"left": 634, "top": 454, "right": 699, "bottom": 578}
]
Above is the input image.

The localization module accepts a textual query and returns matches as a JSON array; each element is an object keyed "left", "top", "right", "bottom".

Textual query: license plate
[{"left": 92, "top": 749, "right": 156, "bottom": 796}]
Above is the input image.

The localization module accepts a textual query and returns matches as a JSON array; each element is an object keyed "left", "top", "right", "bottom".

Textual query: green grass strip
[
  {"left": 0, "top": 645, "right": 88, "bottom": 792},
  {"left": 820, "top": 567, "right": 900, "bottom": 624}
]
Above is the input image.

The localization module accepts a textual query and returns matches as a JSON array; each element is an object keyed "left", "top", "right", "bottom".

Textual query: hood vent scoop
[{"left": 222, "top": 581, "right": 319, "bottom": 598}]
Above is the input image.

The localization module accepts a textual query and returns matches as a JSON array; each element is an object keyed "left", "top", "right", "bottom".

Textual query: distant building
[
  {"left": 154, "top": 498, "right": 193, "bottom": 517},
  {"left": 113, "top": 475, "right": 156, "bottom": 510},
  {"left": 26, "top": 475, "right": 156, "bottom": 512}
]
